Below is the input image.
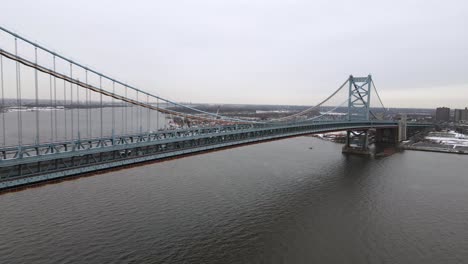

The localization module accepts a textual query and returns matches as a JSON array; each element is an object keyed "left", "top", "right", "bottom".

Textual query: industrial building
[
  {"left": 435, "top": 107, "right": 450, "bottom": 122},
  {"left": 454, "top": 108, "right": 468, "bottom": 122}
]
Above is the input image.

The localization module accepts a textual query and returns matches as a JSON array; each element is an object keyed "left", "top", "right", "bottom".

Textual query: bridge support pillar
[
  {"left": 398, "top": 115, "right": 407, "bottom": 142},
  {"left": 342, "top": 130, "right": 371, "bottom": 155},
  {"left": 375, "top": 128, "right": 398, "bottom": 144}
]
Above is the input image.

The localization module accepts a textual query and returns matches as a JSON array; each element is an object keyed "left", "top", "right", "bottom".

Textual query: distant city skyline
[{"left": 1, "top": 0, "right": 467, "bottom": 108}]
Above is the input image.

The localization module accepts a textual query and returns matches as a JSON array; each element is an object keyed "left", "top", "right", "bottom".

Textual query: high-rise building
[
  {"left": 454, "top": 107, "right": 468, "bottom": 122},
  {"left": 435, "top": 107, "right": 450, "bottom": 122}
]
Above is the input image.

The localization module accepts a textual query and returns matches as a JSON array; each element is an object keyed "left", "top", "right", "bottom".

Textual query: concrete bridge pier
[
  {"left": 342, "top": 130, "right": 371, "bottom": 155},
  {"left": 375, "top": 128, "right": 399, "bottom": 144},
  {"left": 343, "top": 120, "right": 409, "bottom": 156},
  {"left": 398, "top": 118, "right": 407, "bottom": 142}
]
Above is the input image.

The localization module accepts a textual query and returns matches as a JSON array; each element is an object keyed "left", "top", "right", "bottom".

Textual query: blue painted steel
[
  {"left": 0, "top": 121, "right": 431, "bottom": 190},
  {"left": 0, "top": 26, "right": 255, "bottom": 122},
  {"left": 347, "top": 75, "right": 372, "bottom": 121},
  {"left": 0, "top": 26, "right": 435, "bottom": 191}
]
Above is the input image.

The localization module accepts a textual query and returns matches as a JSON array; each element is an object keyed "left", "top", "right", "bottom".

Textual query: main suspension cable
[
  {"left": 268, "top": 78, "right": 349, "bottom": 122},
  {"left": 371, "top": 79, "right": 387, "bottom": 111},
  {"left": 301, "top": 99, "right": 349, "bottom": 122},
  {"left": 0, "top": 26, "right": 258, "bottom": 123},
  {"left": 0, "top": 49, "right": 260, "bottom": 124}
]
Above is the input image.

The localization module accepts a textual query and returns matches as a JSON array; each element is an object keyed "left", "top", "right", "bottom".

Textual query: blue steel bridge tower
[
  {"left": 347, "top": 75, "right": 372, "bottom": 122},
  {"left": 343, "top": 75, "right": 373, "bottom": 154}
]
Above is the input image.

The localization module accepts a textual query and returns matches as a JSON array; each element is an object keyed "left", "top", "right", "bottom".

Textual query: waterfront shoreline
[{"left": 401, "top": 145, "right": 468, "bottom": 155}]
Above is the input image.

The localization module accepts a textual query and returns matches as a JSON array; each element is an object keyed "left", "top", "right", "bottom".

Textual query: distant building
[
  {"left": 435, "top": 107, "right": 450, "bottom": 122},
  {"left": 454, "top": 108, "right": 468, "bottom": 122}
]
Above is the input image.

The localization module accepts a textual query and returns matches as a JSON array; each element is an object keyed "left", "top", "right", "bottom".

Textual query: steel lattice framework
[
  {"left": 348, "top": 75, "right": 372, "bottom": 121},
  {"left": 0, "top": 26, "right": 432, "bottom": 190}
]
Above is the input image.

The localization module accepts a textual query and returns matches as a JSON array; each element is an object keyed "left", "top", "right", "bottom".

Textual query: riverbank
[
  {"left": 401, "top": 144, "right": 468, "bottom": 154},
  {"left": 402, "top": 130, "right": 468, "bottom": 155}
]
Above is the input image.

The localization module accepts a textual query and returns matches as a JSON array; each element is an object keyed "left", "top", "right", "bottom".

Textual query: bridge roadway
[{"left": 0, "top": 120, "right": 425, "bottom": 190}]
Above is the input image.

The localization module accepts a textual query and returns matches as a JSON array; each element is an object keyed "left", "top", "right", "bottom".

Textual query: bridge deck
[
  {"left": 0, "top": 26, "right": 434, "bottom": 191},
  {"left": 0, "top": 121, "right": 405, "bottom": 190}
]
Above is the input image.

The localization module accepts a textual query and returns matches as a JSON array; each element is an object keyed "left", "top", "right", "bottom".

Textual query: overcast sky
[{"left": 1, "top": 0, "right": 467, "bottom": 108}]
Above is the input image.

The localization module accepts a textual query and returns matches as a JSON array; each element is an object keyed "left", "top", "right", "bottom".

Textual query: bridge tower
[
  {"left": 398, "top": 114, "right": 408, "bottom": 142},
  {"left": 347, "top": 75, "right": 372, "bottom": 121},
  {"left": 343, "top": 75, "right": 372, "bottom": 155}
]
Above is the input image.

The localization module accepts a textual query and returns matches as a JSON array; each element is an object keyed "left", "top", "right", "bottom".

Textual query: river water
[
  {"left": 0, "top": 108, "right": 168, "bottom": 146},
  {"left": 1, "top": 127, "right": 468, "bottom": 263}
]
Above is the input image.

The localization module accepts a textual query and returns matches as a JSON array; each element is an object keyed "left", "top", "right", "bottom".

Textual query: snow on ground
[
  {"left": 5, "top": 106, "right": 64, "bottom": 112},
  {"left": 318, "top": 112, "right": 347, "bottom": 116},
  {"left": 315, "top": 131, "right": 347, "bottom": 138},
  {"left": 426, "top": 131, "right": 468, "bottom": 147}
]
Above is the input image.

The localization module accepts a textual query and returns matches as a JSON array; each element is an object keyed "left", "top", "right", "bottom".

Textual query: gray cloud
[{"left": 0, "top": 0, "right": 467, "bottom": 108}]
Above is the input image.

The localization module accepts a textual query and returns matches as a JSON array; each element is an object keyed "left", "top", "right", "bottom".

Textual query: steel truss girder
[
  {"left": 345, "top": 129, "right": 370, "bottom": 150},
  {"left": 0, "top": 121, "right": 402, "bottom": 189}
]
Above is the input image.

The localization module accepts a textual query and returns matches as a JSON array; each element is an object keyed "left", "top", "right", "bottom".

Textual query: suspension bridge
[{"left": 0, "top": 27, "right": 430, "bottom": 190}]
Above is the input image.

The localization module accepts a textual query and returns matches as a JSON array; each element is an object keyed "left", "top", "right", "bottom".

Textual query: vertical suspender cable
[
  {"left": 100, "top": 76, "right": 103, "bottom": 138},
  {"left": 53, "top": 56, "right": 57, "bottom": 141},
  {"left": 112, "top": 81, "right": 115, "bottom": 136},
  {"left": 121, "top": 86, "right": 124, "bottom": 135},
  {"left": 139, "top": 92, "right": 142, "bottom": 133},
  {"left": 130, "top": 89, "right": 134, "bottom": 133},
  {"left": 34, "top": 47, "right": 39, "bottom": 144},
  {"left": 77, "top": 79, "right": 80, "bottom": 139},
  {"left": 49, "top": 75, "right": 53, "bottom": 142},
  {"left": 125, "top": 86, "right": 128, "bottom": 134},
  {"left": 0, "top": 55, "right": 5, "bottom": 146},
  {"left": 15, "top": 38, "right": 23, "bottom": 146},
  {"left": 63, "top": 79, "right": 67, "bottom": 140},
  {"left": 147, "top": 94, "right": 150, "bottom": 132},
  {"left": 85, "top": 70, "right": 90, "bottom": 138},
  {"left": 136, "top": 91, "right": 140, "bottom": 133},
  {"left": 70, "top": 64, "right": 74, "bottom": 140},
  {"left": 156, "top": 98, "right": 159, "bottom": 132}
]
